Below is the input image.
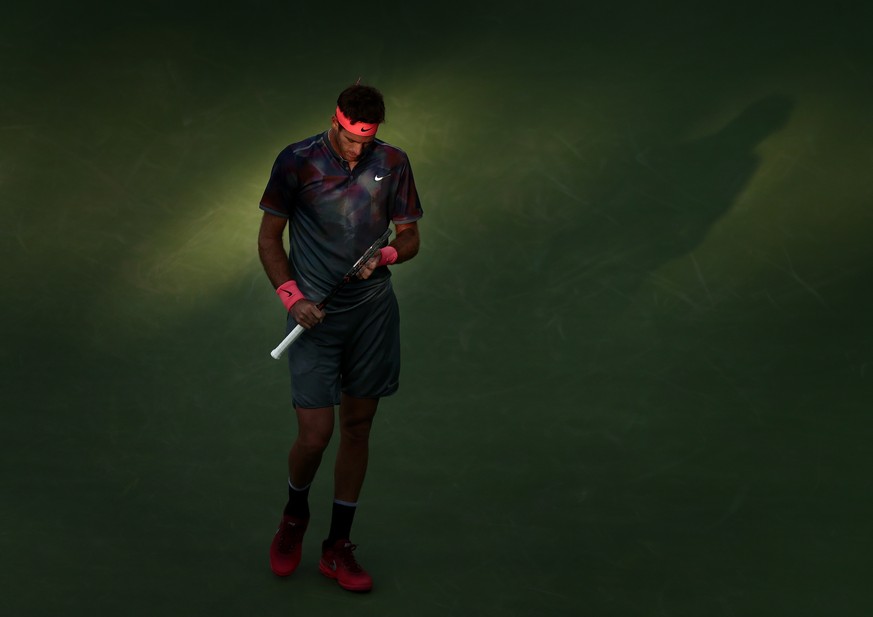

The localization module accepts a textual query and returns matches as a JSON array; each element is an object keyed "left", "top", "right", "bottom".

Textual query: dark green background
[{"left": 3, "top": 2, "right": 872, "bottom": 615}]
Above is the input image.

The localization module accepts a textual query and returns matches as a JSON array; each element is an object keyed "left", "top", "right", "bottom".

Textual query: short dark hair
[{"left": 337, "top": 83, "right": 385, "bottom": 125}]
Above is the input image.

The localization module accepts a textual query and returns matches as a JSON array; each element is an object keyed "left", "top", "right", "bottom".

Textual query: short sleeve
[
  {"left": 391, "top": 160, "right": 424, "bottom": 224},
  {"left": 259, "top": 152, "right": 298, "bottom": 218}
]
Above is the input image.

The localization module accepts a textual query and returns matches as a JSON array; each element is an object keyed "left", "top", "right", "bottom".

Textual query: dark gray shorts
[{"left": 286, "top": 285, "right": 401, "bottom": 409}]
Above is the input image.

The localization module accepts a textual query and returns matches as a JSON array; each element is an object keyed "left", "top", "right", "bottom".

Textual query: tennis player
[{"left": 257, "top": 82, "right": 423, "bottom": 592}]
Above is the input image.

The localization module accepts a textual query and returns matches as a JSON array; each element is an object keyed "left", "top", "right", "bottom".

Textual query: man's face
[{"left": 331, "top": 118, "right": 375, "bottom": 163}]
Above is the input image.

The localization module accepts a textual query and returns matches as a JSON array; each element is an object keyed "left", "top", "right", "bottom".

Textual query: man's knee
[
  {"left": 295, "top": 407, "right": 334, "bottom": 453},
  {"left": 340, "top": 415, "right": 373, "bottom": 442},
  {"left": 296, "top": 428, "right": 331, "bottom": 453}
]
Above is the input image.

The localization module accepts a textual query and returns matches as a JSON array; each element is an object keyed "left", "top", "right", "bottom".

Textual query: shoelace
[
  {"left": 337, "top": 543, "right": 363, "bottom": 572},
  {"left": 278, "top": 522, "right": 303, "bottom": 552}
]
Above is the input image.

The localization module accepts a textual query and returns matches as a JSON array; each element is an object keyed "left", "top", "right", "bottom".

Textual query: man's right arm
[
  {"left": 258, "top": 211, "right": 292, "bottom": 288},
  {"left": 257, "top": 211, "right": 324, "bottom": 328}
]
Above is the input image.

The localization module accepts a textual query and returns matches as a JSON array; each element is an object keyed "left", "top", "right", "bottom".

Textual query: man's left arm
[
  {"left": 389, "top": 222, "right": 420, "bottom": 263},
  {"left": 359, "top": 222, "right": 420, "bottom": 279}
]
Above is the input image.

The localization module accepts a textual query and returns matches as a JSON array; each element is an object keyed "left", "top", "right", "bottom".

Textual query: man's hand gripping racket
[{"left": 270, "top": 229, "right": 392, "bottom": 359}]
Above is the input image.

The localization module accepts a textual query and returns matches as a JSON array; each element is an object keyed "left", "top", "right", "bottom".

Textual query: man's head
[
  {"left": 336, "top": 83, "right": 385, "bottom": 129},
  {"left": 330, "top": 83, "right": 385, "bottom": 163}
]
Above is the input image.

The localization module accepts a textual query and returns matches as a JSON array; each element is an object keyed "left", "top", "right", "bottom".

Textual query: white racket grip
[{"left": 270, "top": 323, "right": 305, "bottom": 359}]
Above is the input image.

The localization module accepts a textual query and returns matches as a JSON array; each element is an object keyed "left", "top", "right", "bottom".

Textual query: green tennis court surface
[{"left": 3, "top": 3, "right": 871, "bottom": 615}]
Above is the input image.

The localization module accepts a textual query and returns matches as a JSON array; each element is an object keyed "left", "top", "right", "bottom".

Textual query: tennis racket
[{"left": 270, "top": 228, "right": 392, "bottom": 359}]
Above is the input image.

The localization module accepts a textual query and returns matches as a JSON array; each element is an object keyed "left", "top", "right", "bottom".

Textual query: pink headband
[{"left": 335, "top": 106, "right": 379, "bottom": 136}]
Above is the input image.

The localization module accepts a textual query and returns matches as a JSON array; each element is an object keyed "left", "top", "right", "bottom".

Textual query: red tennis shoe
[
  {"left": 319, "top": 539, "right": 373, "bottom": 592},
  {"left": 269, "top": 515, "right": 308, "bottom": 576}
]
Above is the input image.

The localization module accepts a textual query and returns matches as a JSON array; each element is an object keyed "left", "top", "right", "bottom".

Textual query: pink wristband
[
  {"left": 276, "top": 280, "right": 305, "bottom": 312},
  {"left": 377, "top": 246, "right": 398, "bottom": 267}
]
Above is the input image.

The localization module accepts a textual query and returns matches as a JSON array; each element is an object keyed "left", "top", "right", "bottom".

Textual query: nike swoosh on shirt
[{"left": 375, "top": 174, "right": 389, "bottom": 181}]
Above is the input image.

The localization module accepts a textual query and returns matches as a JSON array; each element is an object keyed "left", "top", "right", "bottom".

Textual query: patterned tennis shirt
[{"left": 259, "top": 131, "right": 423, "bottom": 311}]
